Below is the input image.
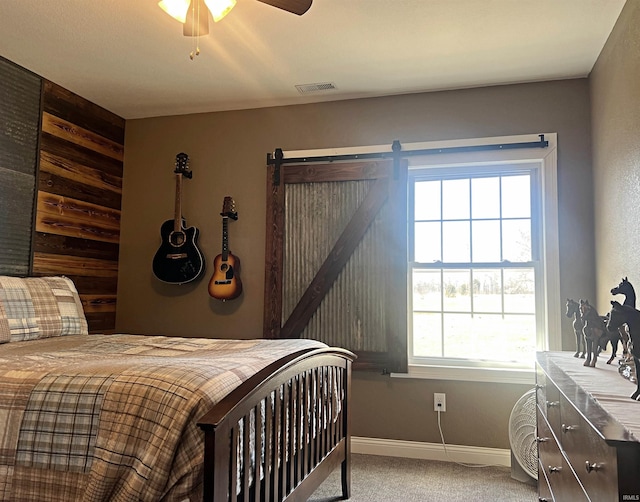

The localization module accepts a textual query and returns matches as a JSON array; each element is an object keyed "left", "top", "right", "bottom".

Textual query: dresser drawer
[
  {"left": 537, "top": 372, "right": 561, "bottom": 433},
  {"left": 536, "top": 410, "right": 556, "bottom": 502},
  {"left": 537, "top": 458, "right": 554, "bottom": 502},
  {"left": 536, "top": 365, "right": 548, "bottom": 416},
  {"left": 559, "top": 395, "right": 618, "bottom": 501},
  {"left": 537, "top": 408, "right": 589, "bottom": 501}
]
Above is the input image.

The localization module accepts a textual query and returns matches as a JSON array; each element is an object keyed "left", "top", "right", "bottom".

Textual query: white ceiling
[{"left": 0, "top": 0, "right": 627, "bottom": 120}]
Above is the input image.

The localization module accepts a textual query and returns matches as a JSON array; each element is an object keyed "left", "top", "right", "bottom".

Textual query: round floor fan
[{"left": 508, "top": 389, "right": 538, "bottom": 481}]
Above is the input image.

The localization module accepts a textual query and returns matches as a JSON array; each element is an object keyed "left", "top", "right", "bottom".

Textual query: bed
[{"left": 0, "top": 275, "right": 354, "bottom": 501}]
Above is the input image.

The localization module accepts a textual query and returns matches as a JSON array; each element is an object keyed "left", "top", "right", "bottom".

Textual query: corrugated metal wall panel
[
  {"left": 283, "top": 180, "right": 389, "bottom": 352},
  {"left": 0, "top": 57, "right": 41, "bottom": 275}
]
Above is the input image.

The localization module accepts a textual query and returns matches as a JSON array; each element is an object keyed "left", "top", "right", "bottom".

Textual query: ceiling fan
[{"left": 159, "top": 0, "right": 313, "bottom": 37}]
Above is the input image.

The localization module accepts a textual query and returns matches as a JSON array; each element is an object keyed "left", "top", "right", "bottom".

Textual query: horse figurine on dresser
[
  {"left": 611, "top": 277, "right": 635, "bottom": 359},
  {"left": 566, "top": 298, "right": 585, "bottom": 358},
  {"left": 611, "top": 277, "right": 637, "bottom": 307},
  {"left": 607, "top": 300, "right": 640, "bottom": 400},
  {"left": 579, "top": 299, "right": 607, "bottom": 367},
  {"left": 598, "top": 312, "right": 622, "bottom": 364}
]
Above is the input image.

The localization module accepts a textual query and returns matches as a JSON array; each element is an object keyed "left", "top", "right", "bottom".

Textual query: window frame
[{"left": 398, "top": 133, "right": 560, "bottom": 384}]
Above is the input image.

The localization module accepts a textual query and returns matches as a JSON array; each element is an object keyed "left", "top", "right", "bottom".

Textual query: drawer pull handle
[
  {"left": 585, "top": 461, "right": 601, "bottom": 473},
  {"left": 539, "top": 498, "right": 550, "bottom": 502},
  {"left": 535, "top": 436, "right": 549, "bottom": 443},
  {"left": 561, "top": 423, "right": 577, "bottom": 433},
  {"left": 548, "top": 465, "right": 562, "bottom": 474},
  {"left": 546, "top": 400, "right": 559, "bottom": 408}
]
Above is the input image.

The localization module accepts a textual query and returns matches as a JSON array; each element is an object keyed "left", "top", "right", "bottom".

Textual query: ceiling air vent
[{"left": 295, "top": 82, "right": 338, "bottom": 94}]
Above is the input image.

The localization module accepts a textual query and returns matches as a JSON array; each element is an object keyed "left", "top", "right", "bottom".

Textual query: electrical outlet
[{"left": 434, "top": 392, "right": 446, "bottom": 412}]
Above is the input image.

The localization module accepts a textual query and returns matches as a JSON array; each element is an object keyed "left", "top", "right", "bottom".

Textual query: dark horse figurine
[
  {"left": 566, "top": 298, "right": 585, "bottom": 358},
  {"left": 598, "top": 312, "right": 622, "bottom": 364},
  {"left": 579, "top": 299, "right": 606, "bottom": 367},
  {"left": 611, "top": 276, "right": 637, "bottom": 307},
  {"left": 611, "top": 277, "right": 635, "bottom": 358},
  {"left": 607, "top": 300, "right": 640, "bottom": 400}
]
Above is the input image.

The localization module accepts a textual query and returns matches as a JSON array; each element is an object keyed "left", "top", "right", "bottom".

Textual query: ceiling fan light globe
[
  {"left": 204, "top": 0, "right": 237, "bottom": 22},
  {"left": 158, "top": 0, "right": 191, "bottom": 23}
]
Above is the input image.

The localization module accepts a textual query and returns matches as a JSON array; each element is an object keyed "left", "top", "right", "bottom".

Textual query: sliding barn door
[{"left": 264, "top": 159, "right": 407, "bottom": 372}]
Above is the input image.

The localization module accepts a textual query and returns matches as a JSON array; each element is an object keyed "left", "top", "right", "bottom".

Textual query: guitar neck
[
  {"left": 221, "top": 216, "right": 229, "bottom": 260},
  {"left": 174, "top": 172, "right": 183, "bottom": 232}
]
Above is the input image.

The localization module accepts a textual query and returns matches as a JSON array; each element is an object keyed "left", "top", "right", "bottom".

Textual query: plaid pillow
[{"left": 0, "top": 276, "right": 88, "bottom": 343}]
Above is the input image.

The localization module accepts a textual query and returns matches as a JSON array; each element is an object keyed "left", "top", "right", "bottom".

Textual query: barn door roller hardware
[{"left": 267, "top": 135, "right": 549, "bottom": 186}]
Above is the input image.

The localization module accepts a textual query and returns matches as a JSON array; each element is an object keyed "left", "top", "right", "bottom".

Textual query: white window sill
[{"left": 391, "top": 364, "right": 535, "bottom": 385}]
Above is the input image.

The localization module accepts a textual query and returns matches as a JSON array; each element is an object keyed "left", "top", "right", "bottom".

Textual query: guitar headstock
[
  {"left": 174, "top": 152, "right": 193, "bottom": 179},
  {"left": 221, "top": 196, "right": 238, "bottom": 220}
]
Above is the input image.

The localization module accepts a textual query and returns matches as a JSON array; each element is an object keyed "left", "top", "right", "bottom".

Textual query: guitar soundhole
[
  {"left": 221, "top": 264, "right": 228, "bottom": 272},
  {"left": 169, "top": 231, "right": 186, "bottom": 247}
]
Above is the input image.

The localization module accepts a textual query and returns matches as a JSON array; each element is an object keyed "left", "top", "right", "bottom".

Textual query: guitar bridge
[
  {"left": 214, "top": 280, "right": 232, "bottom": 285},
  {"left": 166, "top": 253, "right": 188, "bottom": 259}
]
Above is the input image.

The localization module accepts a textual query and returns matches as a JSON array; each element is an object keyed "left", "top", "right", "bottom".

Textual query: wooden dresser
[{"left": 536, "top": 352, "right": 640, "bottom": 502}]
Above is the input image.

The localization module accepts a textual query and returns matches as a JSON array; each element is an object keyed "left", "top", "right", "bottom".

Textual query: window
[
  {"left": 410, "top": 167, "right": 539, "bottom": 363},
  {"left": 405, "top": 135, "right": 560, "bottom": 383}
]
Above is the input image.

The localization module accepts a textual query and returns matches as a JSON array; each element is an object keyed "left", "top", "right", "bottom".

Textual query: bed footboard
[{"left": 197, "top": 347, "right": 354, "bottom": 502}]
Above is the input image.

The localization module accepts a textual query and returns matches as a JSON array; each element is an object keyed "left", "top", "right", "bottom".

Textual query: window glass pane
[
  {"left": 471, "top": 220, "right": 500, "bottom": 262},
  {"left": 502, "top": 175, "right": 530, "bottom": 218},
  {"left": 443, "top": 270, "right": 471, "bottom": 312},
  {"left": 502, "top": 219, "right": 531, "bottom": 261},
  {"left": 412, "top": 312, "right": 442, "bottom": 357},
  {"left": 455, "top": 314, "right": 536, "bottom": 363},
  {"left": 442, "top": 313, "right": 472, "bottom": 357},
  {"left": 504, "top": 268, "right": 535, "bottom": 313},
  {"left": 415, "top": 222, "right": 441, "bottom": 262},
  {"left": 471, "top": 177, "right": 500, "bottom": 218},
  {"left": 442, "top": 179, "right": 469, "bottom": 220},
  {"left": 472, "top": 269, "right": 502, "bottom": 312},
  {"left": 442, "top": 221, "right": 470, "bottom": 262},
  {"left": 500, "top": 314, "right": 536, "bottom": 363},
  {"left": 413, "top": 270, "right": 441, "bottom": 310},
  {"left": 414, "top": 180, "right": 440, "bottom": 220}
]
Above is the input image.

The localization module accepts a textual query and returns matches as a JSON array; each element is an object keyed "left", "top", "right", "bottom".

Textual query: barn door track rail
[{"left": 266, "top": 134, "right": 549, "bottom": 185}]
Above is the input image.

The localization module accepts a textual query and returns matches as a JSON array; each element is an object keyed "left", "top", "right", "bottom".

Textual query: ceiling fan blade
[
  {"left": 255, "top": 0, "right": 312, "bottom": 16},
  {"left": 183, "top": 0, "right": 210, "bottom": 36}
]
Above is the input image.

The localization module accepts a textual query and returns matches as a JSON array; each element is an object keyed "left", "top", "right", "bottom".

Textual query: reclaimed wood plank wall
[{"left": 32, "top": 81, "right": 125, "bottom": 332}]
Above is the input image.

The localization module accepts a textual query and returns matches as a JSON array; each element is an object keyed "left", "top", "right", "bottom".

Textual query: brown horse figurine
[
  {"left": 565, "top": 298, "right": 585, "bottom": 358},
  {"left": 579, "top": 299, "right": 606, "bottom": 367},
  {"left": 607, "top": 300, "right": 640, "bottom": 400}
]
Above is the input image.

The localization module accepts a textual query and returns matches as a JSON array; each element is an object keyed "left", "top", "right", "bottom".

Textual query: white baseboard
[{"left": 351, "top": 436, "right": 511, "bottom": 467}]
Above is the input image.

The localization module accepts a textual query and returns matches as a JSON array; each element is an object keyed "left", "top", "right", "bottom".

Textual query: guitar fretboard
[{"left": 221, "top": 216, "right": 229, "bottom": 261}]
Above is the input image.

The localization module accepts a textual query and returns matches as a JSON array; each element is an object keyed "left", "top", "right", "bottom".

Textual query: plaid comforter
[{"left": 0, "top": 334, "right": 326, "bottom": 502}]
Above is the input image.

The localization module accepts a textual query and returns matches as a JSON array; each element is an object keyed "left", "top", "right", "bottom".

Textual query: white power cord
[{"left": 437, "top": 409, "right": 497, "bottom": 468}]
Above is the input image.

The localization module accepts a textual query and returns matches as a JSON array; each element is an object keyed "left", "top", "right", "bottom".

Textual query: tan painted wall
[
  {"left": 120, "top": 79, "right": 593, "bottom": 448},
  {"left": 591, "top": 0, "right": 640, "bottom": 315}
]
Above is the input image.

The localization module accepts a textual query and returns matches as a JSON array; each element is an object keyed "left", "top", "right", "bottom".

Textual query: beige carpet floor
[{"left": 309, "top": 454, "right": 538, "bottom": 502}]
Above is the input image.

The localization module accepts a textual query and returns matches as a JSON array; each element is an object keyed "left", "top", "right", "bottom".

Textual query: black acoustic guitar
[
  {"left": 152, "top": 153, "right": 205, "bottom": 284},
  {"left": 208, "top": 196, "right": 242, "bottom": 301}
]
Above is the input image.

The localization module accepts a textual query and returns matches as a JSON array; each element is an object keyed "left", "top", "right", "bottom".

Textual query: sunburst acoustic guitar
[
  {"left": 152, "top": 153, "right": 205, "bottom": 284},
  {"left": 208, "top": 196, "right": 242, "bottom": 301}
]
